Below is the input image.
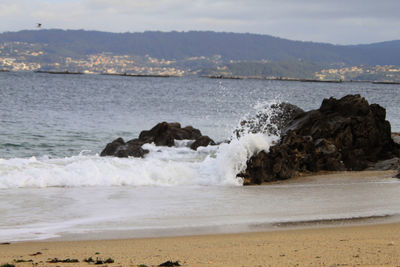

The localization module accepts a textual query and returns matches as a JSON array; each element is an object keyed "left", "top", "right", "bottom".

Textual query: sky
[{"left": 0, "top": 0, "right": 399, "bottom": 45}]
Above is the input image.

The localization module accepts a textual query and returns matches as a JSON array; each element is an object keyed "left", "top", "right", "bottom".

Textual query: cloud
[{"left": 0, "top": 0, "right": 399, "bottom": 44}]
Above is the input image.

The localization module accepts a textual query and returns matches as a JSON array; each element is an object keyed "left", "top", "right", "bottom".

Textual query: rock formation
[
  {"left": 190, "top": 135, "right": 216, "bottom": 150},
  {"left": 101, "top": 122, "right": 215, "bottom": 157},
  {"left": 241, "top": 94, "right": 400, "bottom": 184},
  {"left": 100, "top": 138, "right": 149, "bottom": 158}
]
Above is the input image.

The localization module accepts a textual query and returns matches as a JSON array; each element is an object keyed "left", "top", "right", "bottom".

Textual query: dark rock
[
  {"left": 100, "top": 137, "right": 125, "bottom": 156},
  {"left": 47, "top": 258, "right": 79, "bottom": 263},
  {"left": 83, "top": 257, "right": 114, "bottom": 265},
  {"left": 139, "top": 122, "right": 202, "bottom": 146},
  {"left": 394, "top": 170, "right": 400, "bottom": 179},
  {"left": 104, "top": 258, "right": 114, "bottom": 264},
  {"left": 241, "top": 94, "right": 400, "bottom": 184},
  {"left": 159, "top": 260, "right": 181, "bottom": 266},
  {"left": 83, "top": 257, "right": 95, "bottom": 263},
  {"left": 235, "top": 102, "right": 304, "bottom": 138},
  {"left": 101, "top": 122, "right": 215, "bottom": 157},
  {"left": 285, "top": 95, "right": 398, "bottom": 169},
  {"left": 190, "top": 135, "right": 216, "bottom": 150},
  {"left": 100, "top": 138, "right": 149, "bottom": 158}
]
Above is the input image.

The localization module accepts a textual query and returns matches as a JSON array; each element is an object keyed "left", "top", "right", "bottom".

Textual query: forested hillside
[{"left": 1, "top": 30, "right": 399, "bottom": 65}]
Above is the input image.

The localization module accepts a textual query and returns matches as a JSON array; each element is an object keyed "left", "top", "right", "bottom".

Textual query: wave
[
  {"left": 0, "top": 133, "right": 278, "bottom": 189},
  {"left": 0, "top": 101, "right": 281, "bottom": 189}
]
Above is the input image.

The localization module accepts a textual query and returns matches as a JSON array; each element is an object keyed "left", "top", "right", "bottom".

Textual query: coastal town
[
  {"left": 0, "top": 41, "right": 187, "bottom": 75},
  {"left": 1, "top": 41, "right": 400, "bottom": 82},
  {"left": 315, "top": 65, "right": 400, "bottom": 81}
]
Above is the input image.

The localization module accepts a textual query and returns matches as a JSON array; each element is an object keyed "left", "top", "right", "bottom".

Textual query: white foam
[
  {"left": 0, "top": 132, "right": 277, "bottom": 189},
  {"left": 0, "top": 102, "right": 284, "bottom": 189},
  {"left": 213, "top": 133, "right": 279, "bottom": 185}
]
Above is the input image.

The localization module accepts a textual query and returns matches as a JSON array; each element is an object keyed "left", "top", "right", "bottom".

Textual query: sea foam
[
  {"left": 0, "top": 135, "right": 277, "bottom": 188},
  {"left": 0, "top": 102, "right": 280, "bottom": 189}
]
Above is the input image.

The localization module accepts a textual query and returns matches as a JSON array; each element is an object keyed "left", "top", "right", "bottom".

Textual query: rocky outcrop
[
  {"left": 138, "top": 122, "right": 202, "bottom": 147},
  {"left": 241, "top": 94, "right": 400, "bottom": 184},
  {"left": 101, "top": 122, "right": 215, "bottom": 157}
]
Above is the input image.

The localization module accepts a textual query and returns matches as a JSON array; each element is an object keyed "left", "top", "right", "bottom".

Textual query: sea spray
[
  {"left": 0, "top": 137, "right": 275, "bottom": 188},
  {"left": 214, "top": 133, "right": 279, "bottom": 185},
  {"left": 215, "top": 100, "right": 282, "bottom": 184},
  {"left": 0, "top": 101, "right": 282, "bottom": 188}
]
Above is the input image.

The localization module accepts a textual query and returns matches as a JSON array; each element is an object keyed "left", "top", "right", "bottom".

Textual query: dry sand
[{"left": 1, "top": 223, "right": 400, "bottom": 267}]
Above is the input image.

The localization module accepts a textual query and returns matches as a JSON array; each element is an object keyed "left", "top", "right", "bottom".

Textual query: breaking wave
[{"left": 0, "top": 102, "right": 281, "bottom": 189}]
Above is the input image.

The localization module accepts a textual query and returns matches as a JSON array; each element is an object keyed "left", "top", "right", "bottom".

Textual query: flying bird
[{"left": 36, "top": 23, "right": 42, "bottom": 28}]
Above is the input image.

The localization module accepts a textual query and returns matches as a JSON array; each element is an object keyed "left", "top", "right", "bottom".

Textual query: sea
[{"left": 1, "top": 72, "right": 400, "bottom": 242}]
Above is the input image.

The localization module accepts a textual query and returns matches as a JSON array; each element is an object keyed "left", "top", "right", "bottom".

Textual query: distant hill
[{"left": 1, "top": 29, "right": 400, "bottom": 65}]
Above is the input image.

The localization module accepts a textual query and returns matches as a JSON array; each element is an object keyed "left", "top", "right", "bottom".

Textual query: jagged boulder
[
  {"left": 241, "top": 94, "right": 400, "bottom": 184},
  {"left": 139, "top": 122, "right": 202, "bottom": 146},
  {"left": 100, "top": 138, "right": 149, "bottom": 158},
  {"left": 101, "top": 122, "right": 215, "bottom": 157},
  {"left": 190, "top": 135, "right": 216, "bottom": 150}
]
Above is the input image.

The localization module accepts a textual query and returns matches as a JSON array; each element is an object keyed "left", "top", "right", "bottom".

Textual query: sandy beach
[
  {"left": 1, "top": 222, "right": 399, "bottom": 266},
  {"left": 1, "top": 170, "right": 399, "bottom": 266}
]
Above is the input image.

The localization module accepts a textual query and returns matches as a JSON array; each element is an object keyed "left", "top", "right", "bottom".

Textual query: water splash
[
  {"left": 0, "top": 101, "right": 284, "bottom": 189},
  {"left": 234, "top": 100, "right": 282, "bottom": 138}
]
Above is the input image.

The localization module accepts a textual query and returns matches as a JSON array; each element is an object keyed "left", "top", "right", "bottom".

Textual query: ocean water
[{"left": 0, "top": 72, "right": 400, "bottom": 242}]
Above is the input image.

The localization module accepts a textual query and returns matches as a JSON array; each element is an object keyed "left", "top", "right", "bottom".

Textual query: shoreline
[
  {"left": 262, "top": 169, "right": 398, "bottom": 185},
  {"left": 1, "top": 222, "right": 400, "bottom": 266},
  {"left": 2, "top": 170, "right": 398, "bottom": 244},
  {"left": 45, "top": 170, "right": 399, "bottom": 242},
  {"left": 1, "top": 170, "right": 399, "bottom": 266},
  {"left": 39, "top": 212, "right": 400, "bottom": 244}
]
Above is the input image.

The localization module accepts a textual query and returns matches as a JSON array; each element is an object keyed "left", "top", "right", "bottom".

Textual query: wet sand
[{"left": 269, "top": 170, "right": 398, "bottom": 185}]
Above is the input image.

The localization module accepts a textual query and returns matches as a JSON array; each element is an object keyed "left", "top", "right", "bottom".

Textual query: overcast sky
[{"left": 1, "top": 0, "right": 399, "bottom": 45}]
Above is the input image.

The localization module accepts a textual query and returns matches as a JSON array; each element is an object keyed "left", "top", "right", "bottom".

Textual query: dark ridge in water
[{"left": 3, "top": 143, "right": 24, "bottom": 147}]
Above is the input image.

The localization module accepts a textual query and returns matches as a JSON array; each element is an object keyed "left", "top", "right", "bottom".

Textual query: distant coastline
[{"left": 1, "top": 30, "right": 400, "bottom": 82}]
